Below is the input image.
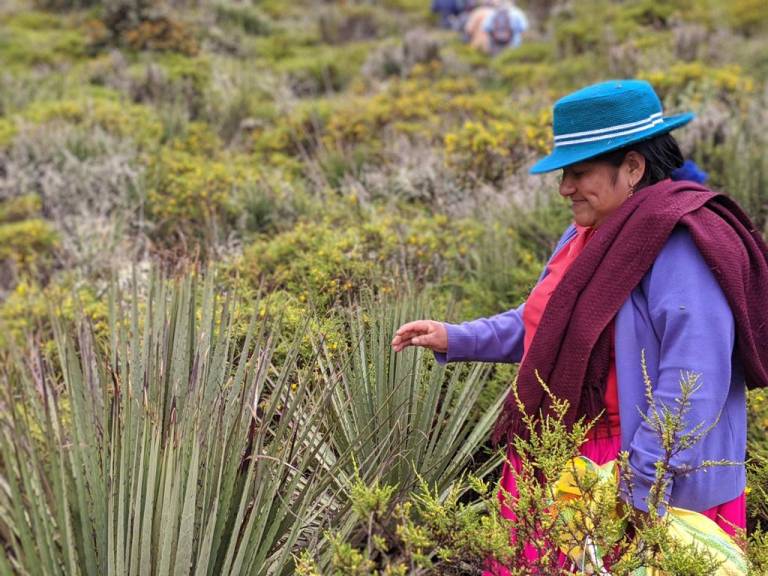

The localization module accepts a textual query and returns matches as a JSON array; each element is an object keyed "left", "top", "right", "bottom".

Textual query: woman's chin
[{"left": 572, "top": 214, "right": 595, "bottom": 227}]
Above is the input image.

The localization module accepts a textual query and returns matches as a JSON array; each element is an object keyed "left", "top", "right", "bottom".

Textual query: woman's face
[{"left": 559, "top": 155, "right": 641, "bottom": 228}]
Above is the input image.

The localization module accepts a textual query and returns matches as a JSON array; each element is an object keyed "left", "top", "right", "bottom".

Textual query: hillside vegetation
[{"left": 1, "top": 0, "right": 768, "bottom": 574}]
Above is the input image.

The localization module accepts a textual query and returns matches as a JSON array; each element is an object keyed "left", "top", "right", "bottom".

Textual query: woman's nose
[{"left": 559, "top": 176, "right": 575, "bottom": 197}]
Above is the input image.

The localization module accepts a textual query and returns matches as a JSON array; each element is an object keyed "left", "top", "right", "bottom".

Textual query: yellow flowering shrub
[
  {"left": 146, "top": 149, "right": 256, "bottom": 251},
  {"left": 21, "top": 97, "right": 163, "bottom": 148},
  {"left": 169, "top": 121, "right": 222, "bottom": 156},
  {"left": 252, "top": 99, "right": 335, "bottom": 158},
  {"left": 0, "top": 11, "right": 87, "bottom": 69},
  {"left": 749, "top": 389, "right": 768, "bottom": 445},
  {"left": 240, "top": 212, "right": 487, "bottom": 308},
  {"left": 721, "top": 0, "right": 768, "bottom": 35},
  {"left": 0, "top": 194, "right": 41, "bottom": 224},
  {"left": 0, "top": 195, "right": 57, "bottom": 286},
  {"left": 0, "top": 279, "right": 107, "bottom": 350},
  {"left": 0, "top": 219, "right": 58, "bottom": 272},
  {"left": 443, "top": 110, "right": 551, "bottom": 183},
  {"left": 0, "top": 118, "right": 17, "bottom": 150},
  {"left": 638, "top": 62, "right": 755, "bottom": 104},
  {"left": 322, "top": 74, "right": 498, "bottom": 150},
  {"left": 270, "top": 41, "right": 370, "bottom": 95}
]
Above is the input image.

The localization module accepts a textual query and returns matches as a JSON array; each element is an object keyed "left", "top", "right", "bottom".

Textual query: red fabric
[
  {"left": 485, "top": 436, "right": 746, "bottom": 575},
  {"left": 494, "top": 180, "right": 768, "bottom": 445},
  {"left": 522, "top": 226, "right": 620, "bottom": 435}
]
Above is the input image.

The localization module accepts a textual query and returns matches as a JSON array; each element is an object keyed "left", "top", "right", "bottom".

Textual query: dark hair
[{"left": 595, "top": 133, "right": 684, "bottom": 190}]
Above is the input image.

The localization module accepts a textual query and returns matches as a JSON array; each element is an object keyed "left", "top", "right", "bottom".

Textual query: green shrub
[
  {"left": 252, "top": 98, "right": 335, "bottom": 158},
  {"left": 723, "top": 0, "right": 768, "bottom": 35},
  {"left": 0, "top": 218, "right": 58, "bottom": 271},
  {"left": 318, "top": 4, "right": 395, "bottom": 45},
  {"left": 0, "top": 11, "right": 87, "bottom": 68},
  {"left": 300, "top": 367, "right": 743, "bottom": 575},
  {"left": 748, "top": 528, "right": 768, "bottom": 574},
  {"left": 0, "top": 194, "right": 42, "bottom": 224},
  {"left": 123, "top": 53, "right": 211, "bottom": 120},
  {"left": 214, "top": 3, "right": 273, "bottom": 36},
  {"left": 275, "top": 43, "right": 371, "bottom": 96},
  {"left": 145, "top": 148, "right": 255, "bottom": 254},
  {"left": 32, "top": 0, "right": 100, "bottom": 10},
  {"left": 493, "top": 40, "right": 555, "bottom": 65},
  {"left": 0, "top": 278, "right": 106, "bottom": 350},
  {"left": 692, "top": 109, "right": 768, "bottom": 233},
  {"left": 0, "top": 117, "right": 16, "bottom": 149},
  {"left": 240, "top": 212, "right": 488, "bottom": 309},
  {"left": 639, "top": 62, "right": 756, "bottom": 105},
  {"left": 20, "top": 97, "right": 163, "bottom": 148}
]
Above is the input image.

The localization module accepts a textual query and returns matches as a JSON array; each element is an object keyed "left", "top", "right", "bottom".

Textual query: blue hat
[{"left": 530, "top": 79, "right": 694, "bottom": 174}]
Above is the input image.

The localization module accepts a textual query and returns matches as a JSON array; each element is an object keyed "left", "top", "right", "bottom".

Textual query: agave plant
[
  {"left": 0, "top": 273, "right": 339, "bottom": 575},
  {"left": 0, "top": 276, "right": 506, "bottom": 575},
  {"left": 316, "top": 293, "right": 505, "bottom": 497}
]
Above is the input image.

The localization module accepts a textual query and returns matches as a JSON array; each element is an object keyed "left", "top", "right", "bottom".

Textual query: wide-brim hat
[{"left": 530, "top": 79, "right": 694, "bottom": 174}]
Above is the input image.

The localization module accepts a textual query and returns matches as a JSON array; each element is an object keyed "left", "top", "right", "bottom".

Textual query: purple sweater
[{"left": 437, "top": 224, "right": 747, "bottom": 512}]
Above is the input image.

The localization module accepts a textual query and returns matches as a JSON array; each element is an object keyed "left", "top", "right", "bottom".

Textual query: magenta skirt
[{"left": 483, "top": 434, "right": 746, "bottom": 576}]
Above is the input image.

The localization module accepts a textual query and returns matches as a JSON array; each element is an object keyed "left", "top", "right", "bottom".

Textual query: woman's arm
[
  {"left": 391, "top": 225, "right": 577, "bottom": 363},
  {"left": 626, "top": 227, "right": 736, "bottom": 512},
  {"left": 433, "top": 304, "right": 527, "bottom": 364}
]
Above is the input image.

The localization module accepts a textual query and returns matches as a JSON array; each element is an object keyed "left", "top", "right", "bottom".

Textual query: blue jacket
[{"left": 437, "top": 224, "right": 747, "bottom": 512}]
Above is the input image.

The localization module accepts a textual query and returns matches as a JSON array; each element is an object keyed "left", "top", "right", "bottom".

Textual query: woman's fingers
[
  {"left": 391, "top": 320, "right": 447, "bottom": 353},
  {"left": 395, "top": 320, "right": 431, "bottom": 337},
  {"left": 391, "top": 321, "right": 430, "bottom": 350}
]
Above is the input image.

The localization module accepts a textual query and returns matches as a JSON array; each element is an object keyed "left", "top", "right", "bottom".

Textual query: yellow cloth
[{"left": 549, "top": 456, "right": 747, "bottom": 575}]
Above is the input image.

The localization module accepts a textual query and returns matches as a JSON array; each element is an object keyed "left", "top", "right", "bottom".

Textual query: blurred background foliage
[{"left": 1, "top": 0, "right": 768, "bottom": 573}]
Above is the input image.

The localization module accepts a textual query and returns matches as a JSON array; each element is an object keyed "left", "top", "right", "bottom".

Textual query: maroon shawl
[{"left": 492, "top": 179, "right": 768, "bottom": 445}]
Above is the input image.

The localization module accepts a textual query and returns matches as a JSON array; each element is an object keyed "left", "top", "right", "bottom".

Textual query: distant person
[
  {"left": 431, "top": 0, "right": 477, "bottom": 30},
  {"left": 464, "top": 2, "right": 528, "bottom": 55}
]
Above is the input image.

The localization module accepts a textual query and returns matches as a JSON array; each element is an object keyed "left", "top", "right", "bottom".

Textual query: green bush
[
  {"left": 0, "top": 11, "right": 87, "bottom": 68},
  {"left": 0, "top": 218, "right": 58, "bottom": 271},
  {"left": 214, "top": 3, "right": 273, "bottom": 36},
  {"left": 0, "top": 194, "right": 42, "bottom": 224},
  {"left": 18, "top": 97, "right": 163, "bottom": 148},
  {"left": 275, "top": 43, "right": 371, "bottom": 96},
  {"left": 723, "top": 0, "right": 768, "bottom": 35},
  {"left": 145, "top": 148, "right": 255, "bottom": 254},
  {"left": 240, "top": 212, "right": 489, "bottom": 309},
  {"left": 300, "top": 367, "right": 748, "bottom": 575}
]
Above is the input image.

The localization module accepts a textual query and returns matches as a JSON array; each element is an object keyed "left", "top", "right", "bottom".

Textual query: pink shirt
[{"left": 522, "top": 225, "right": 620, "bottom": 436}]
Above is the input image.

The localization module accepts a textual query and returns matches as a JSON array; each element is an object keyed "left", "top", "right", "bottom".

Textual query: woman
[{"left": 391, "top": 79, "right": 768, "bottom": 568}]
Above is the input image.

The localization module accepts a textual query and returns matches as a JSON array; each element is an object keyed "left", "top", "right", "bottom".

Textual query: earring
[{"left": 627, "top": 183, "right": 636, "bottom": 198}]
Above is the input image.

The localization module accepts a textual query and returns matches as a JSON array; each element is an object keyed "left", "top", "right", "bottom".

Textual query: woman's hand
[{"left": 391, "top": 320, "right": 448, "bottom": 353}]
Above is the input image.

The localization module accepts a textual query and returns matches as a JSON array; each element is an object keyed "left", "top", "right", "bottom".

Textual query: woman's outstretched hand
[{"left": 391, "top": 320, "right": 448, "bottom": 353}]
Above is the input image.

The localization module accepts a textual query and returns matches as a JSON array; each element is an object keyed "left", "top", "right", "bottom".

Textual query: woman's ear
[{"left": 623, "top": 151, "right": 646, "bottom": 187}]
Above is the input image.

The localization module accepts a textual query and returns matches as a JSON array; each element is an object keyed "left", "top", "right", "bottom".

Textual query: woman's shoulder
[
  {"left": 655, "top": 226, "right": 700, "bottom": 263},
  {"left": 645, "top": 225, "right": 722, "bottom": 293}
]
